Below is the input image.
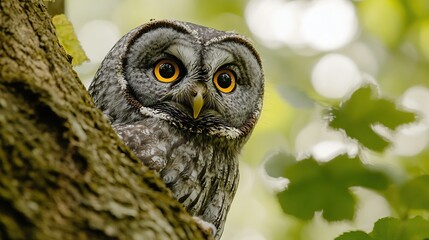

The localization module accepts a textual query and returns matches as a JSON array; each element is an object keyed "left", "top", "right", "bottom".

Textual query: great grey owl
[{"left": 88, "top": 19, "right": 264, "bottom": 238}]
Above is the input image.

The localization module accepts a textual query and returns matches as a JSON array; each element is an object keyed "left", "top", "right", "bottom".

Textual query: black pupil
[
  {"left": 218, "top": 73, "right": 232, "bottom": 89},
  {"left": 159, "top": 63, "right": 175, "bottom": 79}
]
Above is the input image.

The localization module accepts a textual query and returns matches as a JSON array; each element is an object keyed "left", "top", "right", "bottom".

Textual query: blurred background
[{"left": 65, "top": 0, "right": 429, "bottom": 239}]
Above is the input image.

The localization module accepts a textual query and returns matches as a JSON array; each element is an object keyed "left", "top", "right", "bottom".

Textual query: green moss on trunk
[{"left": 0, "top": 1, "right": 209, "bottom": 239}]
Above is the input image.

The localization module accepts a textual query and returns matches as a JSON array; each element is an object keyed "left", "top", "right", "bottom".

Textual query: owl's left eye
[
  {"left": 154, "top": 59, "right": 180, "bottom": 83},
  {"left": 213, "top": 69, "right": 236, "bottom": 93}
]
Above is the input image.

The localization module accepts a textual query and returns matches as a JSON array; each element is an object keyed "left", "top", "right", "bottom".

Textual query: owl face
[{"left": 92, "top": 20, "right": 264, "bottom": 139}]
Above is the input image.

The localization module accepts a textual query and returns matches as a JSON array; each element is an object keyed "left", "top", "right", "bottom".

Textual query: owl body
[
  {"left": 89, "top": 20, "right": 263, "bottom": 238},
  {"left": 113, "top": 119, "right": 240, "bottom": 234}
]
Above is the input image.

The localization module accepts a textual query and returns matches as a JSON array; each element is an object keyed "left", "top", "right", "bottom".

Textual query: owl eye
[
  {"left": 154, "top": 59, "right": 180, "bottom": 83},
  {"left": 213, "top": 69, "right": 236, "bottom": 93}
]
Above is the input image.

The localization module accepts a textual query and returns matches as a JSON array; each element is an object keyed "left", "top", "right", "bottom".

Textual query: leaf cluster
[{"left": 266, "top": 86, "right": 429, "bottom": 239}]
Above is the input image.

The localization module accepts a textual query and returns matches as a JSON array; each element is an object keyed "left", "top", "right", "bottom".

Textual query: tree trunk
[{"left": 0, "top": 1, "right": 209, "bottom": 239}]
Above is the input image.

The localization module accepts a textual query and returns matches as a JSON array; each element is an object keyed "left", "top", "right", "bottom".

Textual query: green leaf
[
  {"left": 329, "top": 86, "right": 416, "bottom": 152},
  {"left": 277, "top": 155, "right": 390, "bottom": 221},
  {"left": 371, "top": 217, "right": 402, "bottom": 240},
  {"left": 52, "top": 14, "right": 88, "bottom": 66},
  {"left": 336, "top": 217, "right": 429, "bottom": 240},
  {"left": 335, "top": 231, "right": 373, "bottom": 240},
  {"left": 264, "top": 152, "right": 296, "bottom": 178},
  {"left": 400, "top": 175, "right": 429, "bottom": 210},
  {"left": 371, "top": 217, "right": 429, "bottom": 240}
]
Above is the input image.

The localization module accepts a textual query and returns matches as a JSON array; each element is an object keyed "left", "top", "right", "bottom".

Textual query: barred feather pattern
[{"left": 113, "top": 118, "right": 240, "bottom": 237}]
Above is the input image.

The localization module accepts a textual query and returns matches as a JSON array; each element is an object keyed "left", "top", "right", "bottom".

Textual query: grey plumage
[{"left": 88, "top": 19, "right": 264, "bottom": 238}]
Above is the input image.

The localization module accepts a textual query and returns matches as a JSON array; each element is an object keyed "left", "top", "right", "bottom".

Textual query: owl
[{"left": 88, "top": 19, "right": 264, "bottom": 238}]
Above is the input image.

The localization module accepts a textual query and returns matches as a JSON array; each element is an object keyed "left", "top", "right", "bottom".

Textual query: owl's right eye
[{"left": 154, "top": 59, "right": 180, "bottom": 83}]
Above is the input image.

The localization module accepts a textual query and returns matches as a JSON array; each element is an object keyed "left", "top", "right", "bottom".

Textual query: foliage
[
  {"left": 328, "top": 86, "right": 416, "bottom": 152},
  {"left": 276, "top": 155, "right": 389, "bottom": 221},
  {"left": 52, "top": 14, "right": 88, "bottom": 65},
  {"left": 265, "top": 85, "right": 429, "bottom": 239},
  {"left": 336, "top": 217, "right": 429, "bottom": 240}
]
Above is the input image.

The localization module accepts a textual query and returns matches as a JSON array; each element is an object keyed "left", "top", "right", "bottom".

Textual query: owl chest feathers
[{"left": 113, "top": 117, "right": 240, "bottom": 231}]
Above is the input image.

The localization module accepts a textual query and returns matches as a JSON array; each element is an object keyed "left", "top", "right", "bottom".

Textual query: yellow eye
[
  {"left": 154, "top": 59, "right": 180, "bottom": 83},
  {"left": 213, "top": 69, "right": 236, "bottom": 93}
]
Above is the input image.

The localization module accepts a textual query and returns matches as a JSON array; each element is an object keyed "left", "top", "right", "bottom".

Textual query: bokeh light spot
[
  {"left": 393, "top": 124, "right": 428, "bottom": 156},
  {"left": 78, "top": 20, "right": 120, "bottom": 62},
  {"left": 311, "top": 54, "right": 362, "bottom": 99},
  {"left": 312, "top": 141, "right": 349, "bottom": 162},
  {"left": 245, "top": 0, "right": 305, "bottom": 48},
  {"left": 401, "top": 86, "right": 429, "bottom": 123},
  {"left": 394, "top": 86, "right": 429, "bottom": 156},
  {"left": 245, "top": 0, "right": 357, "bottom": 51},
  {"left": 301, "top": 0, "right": 358, "bottom": 51}
]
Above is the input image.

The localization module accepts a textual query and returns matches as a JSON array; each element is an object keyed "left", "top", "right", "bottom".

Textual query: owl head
[{"left": 89, "top": 19, "right": 264, "bottom": 140}]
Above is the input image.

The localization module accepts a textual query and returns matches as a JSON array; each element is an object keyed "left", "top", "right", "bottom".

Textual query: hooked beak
[{"left": 192, "top": 85, "right": 205, "bottom": 119}]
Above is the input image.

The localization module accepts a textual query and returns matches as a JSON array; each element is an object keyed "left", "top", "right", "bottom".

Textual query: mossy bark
[{"left": 0, "top": 1, "right": 209, "bottom": 239}]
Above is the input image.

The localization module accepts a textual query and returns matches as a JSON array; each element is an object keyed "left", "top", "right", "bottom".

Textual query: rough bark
[
  {"left": 46, "top": 0, "right": 64, "bottom": 16},
  {"left": 0, "top": 1, "right": 209, "bottom": 239}
]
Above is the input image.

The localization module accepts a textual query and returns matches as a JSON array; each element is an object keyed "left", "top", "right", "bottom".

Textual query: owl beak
[
  {"left": 192, "top": 90, "right": 204, "bottom": 119},
  {"left": 191, "top": 85, "right": 206, "bottom": 119}
]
